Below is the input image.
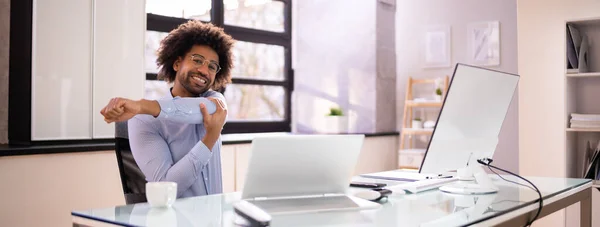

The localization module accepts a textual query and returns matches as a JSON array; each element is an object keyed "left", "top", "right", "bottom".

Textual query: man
[{"left": 100, "top": 20, "right": 235, "bottom": 198}]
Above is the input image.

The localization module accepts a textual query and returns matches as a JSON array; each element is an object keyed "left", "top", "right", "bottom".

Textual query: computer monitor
[{"left": 419, "top": 63, "right": 519, "bottom": 194}]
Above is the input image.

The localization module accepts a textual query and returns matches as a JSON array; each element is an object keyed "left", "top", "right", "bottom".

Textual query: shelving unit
[
  {"left": 398, "top": 76, "right": 449, "bottom": 170},
  {"left": 567, "top": 128, "right": 600, "bottom": 132},
  {"left": 400, "top": 128, "right": 434, "bottom": 135},
  {"left": 404, "top": 101, "right": 443, "bottom": 107},
  {"left": 564, "top": 17, "right": 600, "bottom": 180},
  {"left": 564, "top": 17, "right": 600, "bottom": 227},
  {"left": 565, "top": 72, "right": 600, "bottom": 78}
]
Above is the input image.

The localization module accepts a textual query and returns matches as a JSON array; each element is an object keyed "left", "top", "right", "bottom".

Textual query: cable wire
[
  {"left": 487, "top": 166, "right": 536, "bottom": 191},
  {"left": 477, "top": 158, "right": 543, "bottom": 227}
]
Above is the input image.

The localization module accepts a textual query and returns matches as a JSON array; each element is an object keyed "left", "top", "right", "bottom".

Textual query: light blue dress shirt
[{"left": 127, "top": 90, "right": 224, "bottom": 198}]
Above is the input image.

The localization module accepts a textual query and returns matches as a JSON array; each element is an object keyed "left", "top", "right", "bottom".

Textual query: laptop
[{"left": 240, "top": 134, "right": 381, "bottom": 215}]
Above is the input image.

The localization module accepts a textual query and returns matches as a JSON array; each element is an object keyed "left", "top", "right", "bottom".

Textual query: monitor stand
[{"left": 439, "top": 164, "right": 499, "bottom": 195}]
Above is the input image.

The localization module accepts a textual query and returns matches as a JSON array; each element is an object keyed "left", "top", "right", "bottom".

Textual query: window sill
[{"left": 0, "top": 131, "right": 400, "bottom": 156}]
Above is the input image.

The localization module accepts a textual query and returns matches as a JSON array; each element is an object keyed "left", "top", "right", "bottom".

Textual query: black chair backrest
[{"left": 114, "top": 121, "right": 148, "bottom": 204}]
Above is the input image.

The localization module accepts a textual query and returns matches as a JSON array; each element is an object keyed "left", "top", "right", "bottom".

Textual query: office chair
[{"left": 114, "top": 121, "right": 148, "bottom": 204}]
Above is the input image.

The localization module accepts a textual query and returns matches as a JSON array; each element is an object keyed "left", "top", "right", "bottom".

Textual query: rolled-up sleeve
[
  {"left": 155, "top": 97, "right": 217, "bottom": 124},
  {"left": 128, "top": 117, "right": 214, "bottom": 197}
]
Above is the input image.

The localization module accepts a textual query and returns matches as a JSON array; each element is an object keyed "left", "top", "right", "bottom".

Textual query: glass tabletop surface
[{"left": 72, "top": 175, "right": 591, "bottom": 227}]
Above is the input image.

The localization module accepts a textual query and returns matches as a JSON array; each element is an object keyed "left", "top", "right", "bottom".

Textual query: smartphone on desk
[{"left": 350, "top": 181, "right": 387, "bottom": 189}]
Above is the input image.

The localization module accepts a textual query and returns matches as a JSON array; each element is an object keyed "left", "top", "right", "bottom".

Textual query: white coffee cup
[{"left": 146, "top": 182, "right": 177, "bottom": 208}]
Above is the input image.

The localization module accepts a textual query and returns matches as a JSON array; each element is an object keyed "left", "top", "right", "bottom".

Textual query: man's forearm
[
  {"left": 202, "top": 130, "right": 221, "bottom": 151},
  {"left": 138, "top": 99, "right": 161, "bottom": 117}
]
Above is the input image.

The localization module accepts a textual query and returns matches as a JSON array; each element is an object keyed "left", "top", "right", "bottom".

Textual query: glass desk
[{"left": 72, "top": 175, "right": 592, "bottom": 227}]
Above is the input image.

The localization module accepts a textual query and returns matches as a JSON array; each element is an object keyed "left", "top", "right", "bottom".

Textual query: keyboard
[
  {"left": 384, "top": 178, "right": 458, "bottom": 193},
  {"left": 248, "top": 195, "right": 360, "bottom": 214},
  {"left": 360, "top": 170, "right": 435, "bottom": 182}
]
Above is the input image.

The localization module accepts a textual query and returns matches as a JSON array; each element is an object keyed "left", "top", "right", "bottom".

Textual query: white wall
[
  {"left": 395, "top": 0, "right": 520, "bottom": 173},
  {"left": 517, "top": 0, "right": 600, "bottom": 226},
  {"left": 292, "top": 0, "right": 397, "bottom": 134},
  {"left": 292, "top": 0, "right": 377, "bottom": 133}
]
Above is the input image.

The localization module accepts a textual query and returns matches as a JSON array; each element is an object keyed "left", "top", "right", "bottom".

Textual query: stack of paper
[{"left": 570, "top": 113, "right": 600, "bottom": 128}]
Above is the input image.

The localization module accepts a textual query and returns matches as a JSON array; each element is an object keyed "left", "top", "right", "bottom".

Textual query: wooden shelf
[
  {"left": 400, "top": 76, "right": 449, "bottom": 151},
  {"left": 402, "top": 128, "right": 434, "bottom": 135},
  {"left": 566, "top": 128, "right": 600, "bottom": 132},
  {"left": 405, "top": 101, "right": 443, "bottom": 107},
  {"left": 566, "top": 72, "right": 600, "bottom": 77}
]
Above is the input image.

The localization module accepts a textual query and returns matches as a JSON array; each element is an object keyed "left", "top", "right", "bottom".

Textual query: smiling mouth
[{"left": 191, "top": 74, "right": 208, "bottom": 86}]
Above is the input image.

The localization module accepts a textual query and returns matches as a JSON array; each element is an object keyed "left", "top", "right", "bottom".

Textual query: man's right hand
[
  {"left": 200, "top": 97, "right": 228, "bottom": 150},
  {"left": 100, "top": 98, "right": 161, "bottom": 123},
  {"left": 100, "top": 97, "right": 142, "bottom": 123}
]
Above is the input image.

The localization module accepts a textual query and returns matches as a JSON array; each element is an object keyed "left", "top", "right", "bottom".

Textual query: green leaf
[{"left": 328, "top": 107, "right": 344, "bottom": 116}]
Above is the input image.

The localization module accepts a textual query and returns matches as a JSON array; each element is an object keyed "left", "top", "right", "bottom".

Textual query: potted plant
[
  {"left": 434, "top": 87, "right": 443, "bottom": 101},
  {"left": 324, "top": 107, "right": 348, "bottom": 133},
  {"left": 328, "top": 107, "right": 343, "bottom": 117},
  {"left": 412, "top": 118, "right": 423, "bottom": 129}
]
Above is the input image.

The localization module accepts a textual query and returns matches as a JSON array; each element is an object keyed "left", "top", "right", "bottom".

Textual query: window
[
  {"left": 145, "top": 0, "right": 293, "bottom": 134},
  {"left": 224, "top": 0, "right": 285, "bottom": 32}
]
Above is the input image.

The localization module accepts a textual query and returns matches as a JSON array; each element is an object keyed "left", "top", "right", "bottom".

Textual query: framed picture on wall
[
  {"left": 468, "top": 21, "right": 500, "bottom": 66},
  {"left": 422, "top": 25, "right": 451, "bottom": 68}
]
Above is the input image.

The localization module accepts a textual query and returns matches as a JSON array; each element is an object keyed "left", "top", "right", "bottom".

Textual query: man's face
[{"left": 173, "top": 45, "right": 220, "bottom": 96}]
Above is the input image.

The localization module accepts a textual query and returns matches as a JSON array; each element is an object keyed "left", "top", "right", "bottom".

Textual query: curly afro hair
[{"left": 156, "top": 20, "right": 235, "bottom": 90}]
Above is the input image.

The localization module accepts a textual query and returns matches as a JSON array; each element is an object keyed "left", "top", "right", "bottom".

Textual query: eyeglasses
[{"left": 190, "top": 54, "right": 221, "bottom": 74}]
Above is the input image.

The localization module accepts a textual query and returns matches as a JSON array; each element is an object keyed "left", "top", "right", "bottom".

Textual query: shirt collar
[{"left": 166, "top": 87, "right": 212, "bottom": 99}]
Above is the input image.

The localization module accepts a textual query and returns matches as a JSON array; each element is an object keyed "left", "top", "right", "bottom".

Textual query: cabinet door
[
  {"left": 32, "top": 0, "right": 93, "bottom": 140},
  {"left": 354, "top": 136, "right": 399, "bottom": 175},
  {"left": 221, "top": 145, "right": 236, "bottom": 193},
  {"left": 235, "top": 144, "right": 253, "bottom": 191},
  {"left": 92, "top": 0, "right": 145, "bottom": 138}
]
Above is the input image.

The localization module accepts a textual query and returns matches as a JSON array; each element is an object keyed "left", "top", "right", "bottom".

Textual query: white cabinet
[
  {"left": 31, "top": 0, "right": 145, "bottom": 140},
  {"left": 234, "top": 144, "right": 253, "bottom": 192},
  {"left": 92, "top": 0, "right": 145, "bottom": 138},
  {"left": 354, "top": 135, "right": 399, "bottom": 175},
  {"left": 32, "top": 0, "right": 93, "bottom": 140},
  {"left": 221, "top": 145, "right": 236, "bottom": 193}
]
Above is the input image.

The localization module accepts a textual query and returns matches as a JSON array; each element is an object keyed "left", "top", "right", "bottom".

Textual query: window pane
[
  {"left": 145, "top": 80, "right": 171, "bottom": 100},
  {"left": 146, "top": 0, "right": 211, "bottom": 21},
  {"left": 232, "top": 41, "right": 285, "bottom": 81},
  {"left": 224, "top": 84, "right": 285, "bottom": 121},
  {"left": 145, "top": 31, "right": 169, "bottom": 74},
  {"left": 224, "top": 0, "right": 284, "bottom": 32}
]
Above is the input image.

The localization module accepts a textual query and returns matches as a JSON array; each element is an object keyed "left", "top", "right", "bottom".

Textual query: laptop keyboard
[{"left": 248, "top": 196, "right": 360, "bottom": 214}]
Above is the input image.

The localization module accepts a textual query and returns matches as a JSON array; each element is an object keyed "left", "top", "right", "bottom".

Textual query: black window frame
[{"left": 146, "top": 0, "right": 294, "bottom": 134}]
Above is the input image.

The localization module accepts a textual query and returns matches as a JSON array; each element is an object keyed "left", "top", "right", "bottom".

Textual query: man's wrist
[
  {"left": 139, "top": 99, "right": 160, "bottom": 117},
  {"left": 202, "top": 131, "right": 221, "bottom": 151}
]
